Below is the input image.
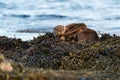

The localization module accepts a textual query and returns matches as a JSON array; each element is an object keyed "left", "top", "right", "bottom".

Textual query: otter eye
[
  {"left": 57, "top": 29, "right": 59, "bottom": 32},
  {"left": 60, "top": 29, "right": 63, "bottom": 32}
]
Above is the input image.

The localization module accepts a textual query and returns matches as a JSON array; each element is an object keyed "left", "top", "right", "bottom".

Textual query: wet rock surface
[{"left": 0, "top": 33, "right": 120, "bottom": 80}]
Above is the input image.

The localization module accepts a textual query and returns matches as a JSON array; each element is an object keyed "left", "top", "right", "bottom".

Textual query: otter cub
[{"left": 53, "top": 25, "right": 66, "bottom": 41}]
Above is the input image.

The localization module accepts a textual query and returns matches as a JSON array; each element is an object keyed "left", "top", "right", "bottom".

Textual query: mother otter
[
  {"left": 76, "top": 28, "right": 99, "bottom": 42},
  {"left": 64, "top": 23, "right": 87, "bottom": 41}
]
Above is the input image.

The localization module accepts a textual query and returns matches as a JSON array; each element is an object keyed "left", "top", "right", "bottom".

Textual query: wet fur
[
  {"left": 77, "top": 28, "right": 99, "bottom": 42},
  {"left": 53, "top": 23, "right": 99, "bottom": 42},
  {"left": 53, "top": 25, "right": 66, "bottom": 40}
]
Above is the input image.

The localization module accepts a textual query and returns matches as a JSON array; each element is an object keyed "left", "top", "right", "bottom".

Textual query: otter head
[
  {"left": 53, "top": 25, "right": 66, "bottom": 41},
  {"left": 77, "top": 23, "right": 87, "bottom": 29},
  {"left": 64, "top": 23, "right": 87, "bottom": 36}
]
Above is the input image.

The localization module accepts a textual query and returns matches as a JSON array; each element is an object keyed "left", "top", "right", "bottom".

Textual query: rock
[
  {"left": 0, "top": 54, "right": 13, "bottom": 72},
  {"left": 0, "top": 60, "right": 13, "bottom": 72}
]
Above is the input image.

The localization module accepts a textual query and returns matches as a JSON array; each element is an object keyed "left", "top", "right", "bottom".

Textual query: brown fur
[
  {"left": 65, "top": 23, "right": 87, "bottom": 36},
  {"left": 53, "top": 23, "right": 99, "bottom": 42},
  {"left": 64, "top": 23, "right": 87, "bottom": 42},
  {"left": 53, "top": 25, "right": 66, "bottom": 41},
  {"left": 76, "top": 28, "right": 99, "bottom": 42}
]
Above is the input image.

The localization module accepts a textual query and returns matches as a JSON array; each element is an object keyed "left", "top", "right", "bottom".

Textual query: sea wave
[
  {"left": 0, "top": 0, "right": 120, "bottom": 40},
  {"left": 0, "top": 2, "right": 16, "bottom": 9},
  {"left": 4, "top": 14, "right": 31, "bottom": 18},
  {"left": 0, "top": 2, "right": 6, "bottom": 8},
  {"left": 16, "top": 27, "right": 53, "bottom": 33},
  {"left": 105, "top": 16, "right": 120, "bottom": 20},
  {"left": 36, "top": 14, "right": 69, "bottom": 19},
  {"left": 3, "top": 14, "right": 71, "bottom": 20}
]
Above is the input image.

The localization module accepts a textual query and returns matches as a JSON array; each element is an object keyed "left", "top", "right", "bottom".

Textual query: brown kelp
[{"left": 0, "top": 33, "right": 120, "bottom": 80}]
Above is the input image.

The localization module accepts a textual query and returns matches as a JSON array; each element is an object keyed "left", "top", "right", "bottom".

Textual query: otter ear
[
  {"left": 54, "top": 25, "right": 65, "bottom": 31},
  {"left": 55, "top": 25, "right": 64, "bottom": 28},
  {"left": 79, "top": 23, "right": 87, "bottom": 28}
]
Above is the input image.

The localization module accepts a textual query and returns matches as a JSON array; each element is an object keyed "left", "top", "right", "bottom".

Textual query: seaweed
[{"left": 0, "top": 33, "right": 120, "bottom": 80}]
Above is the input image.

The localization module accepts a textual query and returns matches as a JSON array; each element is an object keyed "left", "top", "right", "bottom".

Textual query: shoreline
[
  {"left": 0, "top": 32, "right": 120, "bottom": 80},
  {"left": 0, "top": 31, "right": 120, "bottom": 41}
]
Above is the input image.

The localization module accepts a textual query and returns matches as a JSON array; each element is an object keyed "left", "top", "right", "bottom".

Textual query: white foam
[
  {"left": 0, "top": 0, "right": 119, "bottom": 40},
  {"left": 0, "top": 32, "right": 44, "bottom": 41}
]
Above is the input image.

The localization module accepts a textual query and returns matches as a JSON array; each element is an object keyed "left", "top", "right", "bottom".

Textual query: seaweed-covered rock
[
  {"left": 0, "top": 36, "right": 30, "bottom": 50},
  {"left": 0, "top": 33, "right": 119, "bottom": 71},
  {"left": 0, "top": 33, "right": 120, "bottom": 80}
]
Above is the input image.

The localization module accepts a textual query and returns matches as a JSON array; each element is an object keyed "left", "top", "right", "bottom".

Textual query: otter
[
  {"left": 53, "top": 25, "right": 66, "bottom": 41},
  {"left": 65, "top": 23, "right": 87, "bottom": 35},
  {"left": 53, "top": 23, "right": 83, "bottom": 41},
  {"left": 76, "top": 28, "right": 99, "bottom": 42},
  {"left": 64, "top": 23, "right": 87, "bottom": 41},
  {"left": 65, "top": 23, "right": 99, "bottom": 42},
  {"left": 53, "top": 23, "right": 99, "bottom": 42},
  {"left": 53, "top": 23, "right": 87, "bottom": 41}
]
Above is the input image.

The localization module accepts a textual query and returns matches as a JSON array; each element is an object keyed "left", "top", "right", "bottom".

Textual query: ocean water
[{"left": 0, "top": 0, "right": 120, "bottom": 40}]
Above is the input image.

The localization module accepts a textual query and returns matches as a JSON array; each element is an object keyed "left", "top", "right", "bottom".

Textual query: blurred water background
[{"left": 0, "top": 0, "right": 120, "bottom": 40}]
